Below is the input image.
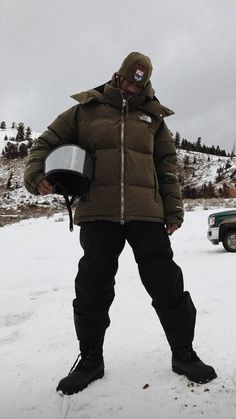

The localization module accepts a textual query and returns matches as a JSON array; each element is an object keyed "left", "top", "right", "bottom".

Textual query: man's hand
[
  {"left": 38, "top": 178, "right": 54, "bottom": 195},
  {"left": 165, "top": 224, "right": 179, "bottom": 235}
]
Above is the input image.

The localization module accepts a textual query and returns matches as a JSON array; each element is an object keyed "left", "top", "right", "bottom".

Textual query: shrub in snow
[{"left": 0, "top": 121, "right": 6, "bottom": 129}]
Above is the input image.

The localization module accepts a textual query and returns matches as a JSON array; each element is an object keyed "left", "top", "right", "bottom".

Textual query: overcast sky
[{"left": 1, "top": 0, "right": 236, "bottom": 152}]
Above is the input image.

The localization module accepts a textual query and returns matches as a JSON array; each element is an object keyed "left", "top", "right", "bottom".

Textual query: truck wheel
[{"left": 222, "top": 230, "right": 236, "bottom": 252}]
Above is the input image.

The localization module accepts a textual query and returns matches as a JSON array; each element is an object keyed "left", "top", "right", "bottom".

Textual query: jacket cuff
[
  {"left": 165, "top": 215, "right": 183, "bottom": 227},
  {"left": 24, "top": 173, "right": 45, "bottom": 196}
]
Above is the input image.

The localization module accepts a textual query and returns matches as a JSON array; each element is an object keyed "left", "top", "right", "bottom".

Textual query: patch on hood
[{"left": 139, "top": 115, "right": 152, "bottom": 123}]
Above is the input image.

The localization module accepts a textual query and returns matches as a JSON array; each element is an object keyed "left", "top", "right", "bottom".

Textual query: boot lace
[
  {"left": 68, "top": 350, "right": 102, "bottom": 375},
  {"left": 68, "top": 353, "right": 82, "bottom": 375}
]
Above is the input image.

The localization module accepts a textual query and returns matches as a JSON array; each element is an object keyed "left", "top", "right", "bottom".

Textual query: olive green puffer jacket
[{"left": 24, "top": 79, "right": 184, "bottom": 226}]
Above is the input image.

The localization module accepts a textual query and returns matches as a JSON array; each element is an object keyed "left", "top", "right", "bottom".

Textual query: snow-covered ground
[{"left": 0, "top": 209, "right": 236, "bottom": 419}]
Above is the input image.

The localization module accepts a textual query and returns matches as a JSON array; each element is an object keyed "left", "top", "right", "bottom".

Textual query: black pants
[{"left": 73, "top": 221, "right": 196, "bottom": 351}]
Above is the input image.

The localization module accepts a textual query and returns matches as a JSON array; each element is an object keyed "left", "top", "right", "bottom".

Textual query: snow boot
[
  {"left": 172, "top": 345, "right": 217, "bottom": 383},
  {"left": 56, "top": 349, "right": 104, "bottom": 395}
]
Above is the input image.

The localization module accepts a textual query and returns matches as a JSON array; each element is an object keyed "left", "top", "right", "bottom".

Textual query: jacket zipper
[{"left": 120, "top": 98, "right": 126, "bottom": 224}]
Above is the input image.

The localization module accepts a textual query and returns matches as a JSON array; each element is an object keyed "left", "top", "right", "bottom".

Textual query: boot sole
[
  {"left": 172, "top": 365, "right": 217, "bottom": 384},
  {"left": 57, "top": 370, "right": 105, "bottom": 395}
]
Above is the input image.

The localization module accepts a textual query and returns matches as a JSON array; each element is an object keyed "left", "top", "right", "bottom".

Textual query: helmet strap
[{"left": 55, "top": 182, "right": 76, "bottom": 232}]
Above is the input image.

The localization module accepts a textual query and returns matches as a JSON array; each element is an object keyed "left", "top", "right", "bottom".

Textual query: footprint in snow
[
  {"left": 0, "top": 330, "right": 21, "bottom": 344},
  {"left": 0, "top": 311, "right": 34, "bottom": 327},
  {"left": 29, "top": 290, "right": 48, "bottom": 299}
]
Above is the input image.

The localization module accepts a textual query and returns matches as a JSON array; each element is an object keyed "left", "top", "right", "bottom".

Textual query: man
[{"left": 24, "top": 52, "right": 216, "bottom": 395}]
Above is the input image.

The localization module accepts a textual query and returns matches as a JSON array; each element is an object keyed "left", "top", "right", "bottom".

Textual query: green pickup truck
[{"left": 207, "top": 209, "right": 236, "bottom": 252}]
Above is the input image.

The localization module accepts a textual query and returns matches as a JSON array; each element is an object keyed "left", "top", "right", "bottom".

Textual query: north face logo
[{"left": 139, "top": 115, "right": 152, "bottom": 123}]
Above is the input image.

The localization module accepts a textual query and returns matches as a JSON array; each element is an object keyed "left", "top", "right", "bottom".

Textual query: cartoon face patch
[{"left": 134, "top": 64, "right": 146, "bottom": 82}]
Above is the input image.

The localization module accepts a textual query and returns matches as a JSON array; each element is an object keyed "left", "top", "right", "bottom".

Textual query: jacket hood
[
  {"left": 71, "top": 88, "right": 104, "bottom": 105},
  {"left": 71, "top": 77, "right": 174, "bottom": 120}
]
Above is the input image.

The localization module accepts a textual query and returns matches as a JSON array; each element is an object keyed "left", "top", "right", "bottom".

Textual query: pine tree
[
  {"left": 16, "top": 122, "right": 25, "bottom": 142},
  {"left": 200, "top": 183, "right": 205, "bottom": 198},
  {"left": 11, "top": 122, "right": 16, "bottom": 129},
  {"left": 231, "top": 143, "right": 235, "bottom": 159},
  {"left": 191, "top": 187, "right": 197, "bottom": 199},
  {"left": 202, "top": 145, "right": 207, "bottom": 154},
  {"left": 216, "top": 166, "right": 223, "bottom": 183},
  {"left": 25, "top": 126, "right": 32, "bottom": 141},
  {"left": 183, "top": 154, "right": 190, "bottom": 168},
  {"left": 0, "top": 121, "right": 6, "bottom": 129},
  {"left": 2, "top": 142, "right": 19, "bottom": 159},
  {"left": 174, "top": 131, "right": 181, "bottom": 148},
  {"left": 27, "top": 138, "right": 33, "bottom": 149},
  {"left": 195, "top": 137, "right": 202, "bottom": 152},
  {"left": 207, "top": 181, "right": 216, "bottom": 198},
  {"left": 19, "top": 143, "right": 28, "bottom": 158},
  {"left": 222, "top": 183, "right": 230, "bottom": 198},
  {"left": 225, "top": 160, "right": 232, "bottom": 170},
  {"left": 216, "top": 145, "right": 221, "bottom": 156}
]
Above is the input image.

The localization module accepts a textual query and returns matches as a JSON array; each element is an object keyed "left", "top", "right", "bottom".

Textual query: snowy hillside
[
  {"left": 0, "top": 209, "right": 236, "bottom": 419},
  {"left": 0, "top": 126, "right": 41, "bottom": 153},
  {"left": 0, "top": 125, "right": 65, "bottom": 225},
  {"left": 177, "top": 149, "right": 236, "bottom": 196},
  {"left": 0, "top": 156, "right": 65, "bottom": 226}
]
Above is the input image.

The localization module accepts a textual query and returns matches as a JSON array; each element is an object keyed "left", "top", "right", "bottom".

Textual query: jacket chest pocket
[{"left": 138, "top": 118, "right": 155, "bottom": 152}]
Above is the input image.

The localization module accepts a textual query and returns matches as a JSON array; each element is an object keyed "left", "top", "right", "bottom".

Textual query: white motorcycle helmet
[
  {"left": 45, "top": 144, "right": 93, "bottom": 197},
  {"left": 44, "top": 145, "right": 94, "bottom": 230}
]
